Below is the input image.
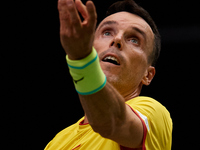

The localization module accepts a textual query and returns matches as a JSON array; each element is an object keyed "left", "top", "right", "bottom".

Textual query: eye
[
  {"left": 103, "top": 31, "right": 111, "bottom": 36},
  {"left": 130, "top": 38, "right": 139, "bottom": 45}
]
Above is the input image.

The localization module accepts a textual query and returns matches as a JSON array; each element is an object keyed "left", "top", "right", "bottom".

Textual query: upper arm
[
  {"left": 79, "top": 82, "right": 144, "bottom": 149},
  {"left": 105, "top": 104, "right": 144, "bottom": 149}
]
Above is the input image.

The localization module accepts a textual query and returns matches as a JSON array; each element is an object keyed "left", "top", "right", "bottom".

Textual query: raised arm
[{"left": 58, "top": 0, "right": 143, "bottom": 148}]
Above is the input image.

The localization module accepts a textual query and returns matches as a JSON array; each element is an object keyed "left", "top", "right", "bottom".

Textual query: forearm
[
  {"left": 66, "top": 47, "right": 128, "bottom": 136},
  {"left": 79, "top": 81, "right": 127, "bottom": 136}
]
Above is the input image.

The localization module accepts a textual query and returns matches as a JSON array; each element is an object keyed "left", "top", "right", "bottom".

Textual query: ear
[{"left": 141, "top": 66, "right": 156, "bottom": 86}]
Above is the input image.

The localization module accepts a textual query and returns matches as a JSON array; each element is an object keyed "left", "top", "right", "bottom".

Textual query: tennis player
[{"left": 45, "top": 0, "right": 172, "bottom": 149}]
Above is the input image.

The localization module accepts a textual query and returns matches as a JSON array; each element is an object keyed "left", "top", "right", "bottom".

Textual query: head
[{"left": 93, "top": 0, "right": 161, "bottom": 99}]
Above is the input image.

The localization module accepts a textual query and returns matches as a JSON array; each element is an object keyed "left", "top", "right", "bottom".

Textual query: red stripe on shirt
[{"left": 120, "top": 104, "right": 147, "bottom": 150}]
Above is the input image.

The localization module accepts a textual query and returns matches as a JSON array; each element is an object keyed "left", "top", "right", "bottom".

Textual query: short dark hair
[{"left": 106, "top": 0, "right": 161, "bottom": 67}]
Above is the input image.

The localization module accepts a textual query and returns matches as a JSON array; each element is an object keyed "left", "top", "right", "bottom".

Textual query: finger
[
  {"left": 75, "top": 0, "right": 88, "bottom": 20},
  {"left": 86, "top": 1, "right": 97, "bottom": 29},
  {"left": 66, "top": 0, "right": 82, "bottom": 30},
  {"left": 58, "top": 0, "right": 72, "bottom": 34}
]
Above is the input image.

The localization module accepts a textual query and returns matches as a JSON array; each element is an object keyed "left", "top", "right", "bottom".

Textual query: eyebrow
[
  {"left": 131, "top": 27, "right": 147, "bottom": 41},
  {"left": 98, "top": 20, "right": 118, "bottom": 30}
]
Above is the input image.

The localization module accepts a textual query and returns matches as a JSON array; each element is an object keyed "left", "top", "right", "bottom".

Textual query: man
[{"left": 45, "top": 0, "right": 172, "bottom": 149}]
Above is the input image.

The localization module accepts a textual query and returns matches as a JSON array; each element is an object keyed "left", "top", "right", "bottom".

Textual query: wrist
[
  {"left": 66, "top": 47, "right": 107, "bottom": 95},
  {"left": 67, "top": 50, "right": 92, "bottom": 60}
]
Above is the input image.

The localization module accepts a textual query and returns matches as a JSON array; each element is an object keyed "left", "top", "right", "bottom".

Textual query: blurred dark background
[{"left": 2, "top": 0, "right": 200, "bottom": 149}]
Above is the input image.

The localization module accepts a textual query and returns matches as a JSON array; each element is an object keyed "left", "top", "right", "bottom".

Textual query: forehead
[{"left": 97, "top": 12, "right": 153, "bottom": 38}]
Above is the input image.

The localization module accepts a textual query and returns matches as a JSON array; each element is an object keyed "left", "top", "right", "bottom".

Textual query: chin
[{"left": 102, "top": 69, "right": 120, "bottom": 85}]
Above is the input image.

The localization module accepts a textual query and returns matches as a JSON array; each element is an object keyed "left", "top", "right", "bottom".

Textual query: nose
[{"left": 110, "top": 33, "right": 123, "bottom": 50}]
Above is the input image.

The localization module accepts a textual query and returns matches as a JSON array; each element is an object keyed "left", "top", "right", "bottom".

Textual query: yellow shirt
[{"left": 45, "top": 96, "right": 172, "bottom": 150}]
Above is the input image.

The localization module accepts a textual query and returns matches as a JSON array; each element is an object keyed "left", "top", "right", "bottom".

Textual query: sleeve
[{"left": 126, "top": 97, "right": 173, "bottom": 150}]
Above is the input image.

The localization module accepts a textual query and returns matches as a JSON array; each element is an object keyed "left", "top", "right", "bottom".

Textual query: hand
[{"left": 58, "top": 0, "right": 97, "bottom": 60}]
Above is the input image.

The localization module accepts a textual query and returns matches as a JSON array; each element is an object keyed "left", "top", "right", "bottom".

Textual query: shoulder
[
  {"left": 125, "top": 96, "right": 172, "bottom": 127},
  {"left": 126, "top": 96, "right": 172, "bottom": 149},
  {"left": 126, "top": 96, "right": 171, "bottom": 119},
  {"left": 51, "top": 117, "right": 84, "bottom": 141},
  {"left": 45, "top": 117, "right": 85, "bottom": 149}
]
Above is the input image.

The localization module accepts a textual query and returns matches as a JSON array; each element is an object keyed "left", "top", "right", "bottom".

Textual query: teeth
[{"left": 103, "top": 56, "right": 119, "bottom": 64}]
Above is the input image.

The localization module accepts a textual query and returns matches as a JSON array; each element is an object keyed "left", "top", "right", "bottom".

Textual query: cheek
[
  {"left": 125, "top": 50, "right": 148, "bottom": 78},
  {"left": 127, "top": 45, "right": 148, "bottom": 65},
  {"left": 93, "top": 37, "right": 112, "bottom": 54}
]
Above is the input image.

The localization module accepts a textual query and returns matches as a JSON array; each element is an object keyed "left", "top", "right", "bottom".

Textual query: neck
[
  {"left": 83, "top": 115, "right": 89, "bottom": 124},
  {"left": 123, "top": 83, "right": 143, "bottom": 101}
]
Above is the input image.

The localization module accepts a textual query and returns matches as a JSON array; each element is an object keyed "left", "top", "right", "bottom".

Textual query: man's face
[{"left": 94, "top": 12, "right": 155, "bottom": 97}]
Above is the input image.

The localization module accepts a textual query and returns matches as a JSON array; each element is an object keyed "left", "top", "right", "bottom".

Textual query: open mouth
[{"left": 102, "top": 55, "right": 120, "bottom": 65}]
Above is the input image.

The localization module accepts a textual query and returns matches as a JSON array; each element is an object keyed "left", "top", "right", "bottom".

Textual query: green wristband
[{"left": 66, "top": 47, "right": 107, "bottom": 95}]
